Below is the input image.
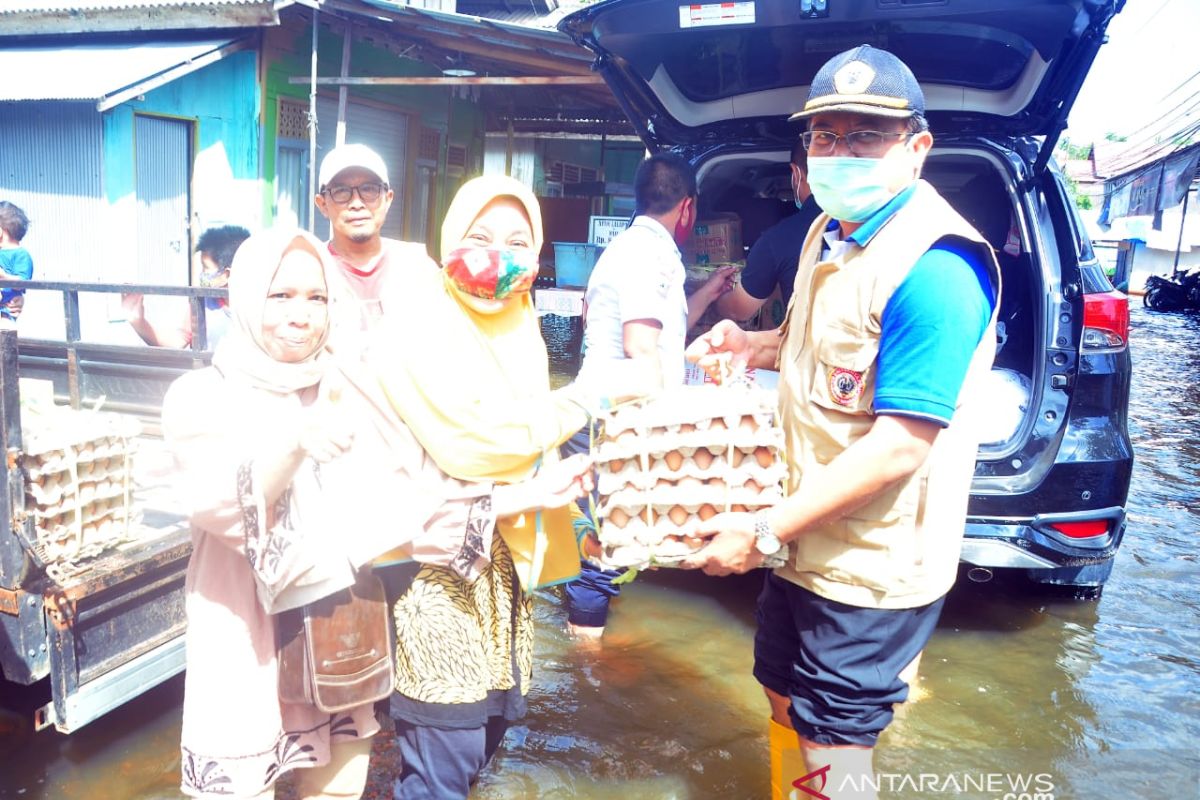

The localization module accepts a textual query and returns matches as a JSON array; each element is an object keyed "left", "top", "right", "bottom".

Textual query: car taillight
[
  {"left": 1049, "top": 519, "right": 1110, "bottom": 538},
  {"left": 1081, "top": 290, "right": 1129, "bottom": 352}
]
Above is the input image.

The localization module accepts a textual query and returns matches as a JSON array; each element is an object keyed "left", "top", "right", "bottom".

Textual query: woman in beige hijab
[
  {"left": 164, "top": 224, "right": 593, "bottom": 800},
  {"left": 163, "top": 228, "right": 383, "bottom": 800}
]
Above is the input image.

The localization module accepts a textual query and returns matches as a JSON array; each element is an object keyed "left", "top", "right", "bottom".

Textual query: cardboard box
[
  {"left": 752, "top": 283, "right": 788, "bottom": 332},
  {"left": 683, "top": 213, "right": 743, "bottom": 265}
]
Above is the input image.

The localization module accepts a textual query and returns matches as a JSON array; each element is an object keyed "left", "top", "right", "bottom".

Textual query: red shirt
[{"left": 327, "top": 239, "right": 401, "bottom": 331}]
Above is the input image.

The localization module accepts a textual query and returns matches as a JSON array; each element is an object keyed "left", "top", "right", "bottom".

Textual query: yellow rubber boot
[{"left": 769, "top": 716, "right": 803, "bottom": 800}]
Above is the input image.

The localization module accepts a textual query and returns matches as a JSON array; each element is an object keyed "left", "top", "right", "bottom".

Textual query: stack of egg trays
[
  {"left": 21, "top": 413, "right": 141, "bottom": 575},
  {"left": 593, "top": 385, "right": 787, "bottom": 570}
]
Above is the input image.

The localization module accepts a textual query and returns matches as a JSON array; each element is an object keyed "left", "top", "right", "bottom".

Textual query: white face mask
[{"left": 806, "top": 156, "right": 905, "bottom": 223}]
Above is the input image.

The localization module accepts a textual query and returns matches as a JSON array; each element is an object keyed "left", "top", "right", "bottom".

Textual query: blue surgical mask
[{"left": 806, "top": 157, "right": 904, "bottom": 223}]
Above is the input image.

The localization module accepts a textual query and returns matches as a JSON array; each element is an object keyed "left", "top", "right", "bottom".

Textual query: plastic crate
[{"left": 552, "top": 242, "right": 601, "bottom": 287}]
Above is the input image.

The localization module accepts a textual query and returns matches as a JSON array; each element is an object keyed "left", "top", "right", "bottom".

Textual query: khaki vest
[{"left": 775, "top": 180, "right": 1001, "bottom": 609}]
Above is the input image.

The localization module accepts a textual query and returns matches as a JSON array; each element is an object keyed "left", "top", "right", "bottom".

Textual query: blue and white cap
[{"left": 789, "top": 44, "right": 925, "bottom": 121}]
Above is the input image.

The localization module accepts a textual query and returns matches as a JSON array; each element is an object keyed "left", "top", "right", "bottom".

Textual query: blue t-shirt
[
  {"left": 740, "top": 196, "right": 823, "bottom": 309},
  {"left": 829, "top": 184, "right": 996, "bottom": 427},
  {"left": 874, "top": 240, "right": 996, "bottom": 426},
  {"left": 0, "top": 246, "right": 33, "bottom": 319}
]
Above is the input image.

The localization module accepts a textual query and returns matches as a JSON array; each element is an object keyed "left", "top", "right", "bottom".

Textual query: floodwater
[{"left": 3, "top": 304, "right": 1199, "bottom": 799}]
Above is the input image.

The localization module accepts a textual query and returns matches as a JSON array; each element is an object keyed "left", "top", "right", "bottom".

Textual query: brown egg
[
  {"left": 664, "top": 450, "right": 684, "bottom": 471},
  {"left": 668, "top": 505, "right": 689, "bottom": 526},
  {"left": 607, "top": 507, "right": 630, "bottom": 528},
  {"left": 655, "top": 478, "right": 673, "bottom": 490},
  {"left": 744, "top": 478, "right": 762, "bottom": 493},
  {"left": 682, "top": 535, "right": 705, "bottom": 549},
  {"left": 754, "top": 446, "right": 774, "bottom": 468},
  {"left": 705, "top": 477, "right": 724, "bottom": 486},
  {"left": 709, "top": 417, "right": 727, "bottom": 431},
  {"left": 679, "top": 423, "right": 696, "bottom": 433},
  {"left": 731, "top": 504, "right": 748, "bottom": 513},
  {"left": 609, "top": 458, "right": 626, "bottom": 473},
  {"left": 692, "top": 448, "right": 714, "bottom": 469},
  {"left": 730, "top": 448, "right": 745, "bottom": 467},
  {"left": 697, "top": 504, "right": 717, "bottom": 521},
  {"left": 740, "top": 415, "right": 760, "bottom": 432}
]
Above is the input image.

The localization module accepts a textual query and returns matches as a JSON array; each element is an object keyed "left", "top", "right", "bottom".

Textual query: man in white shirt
[{"left": 565, "top": 153, "right": 732, "bottom": 638}]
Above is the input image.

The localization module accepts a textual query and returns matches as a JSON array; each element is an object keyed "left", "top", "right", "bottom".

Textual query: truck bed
[
  {"left": 0, "top": 318, "right": 201, "bottom": 733},
  {"left": 2, "top": 434, "right": 192, "bottom": 733}
]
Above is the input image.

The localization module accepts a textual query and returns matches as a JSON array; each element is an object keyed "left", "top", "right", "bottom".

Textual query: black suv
[{"left": 561, "top": 0, "right": 1133, "bottom": 596}]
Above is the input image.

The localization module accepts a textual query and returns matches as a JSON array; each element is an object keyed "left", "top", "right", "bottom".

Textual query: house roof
[
  {"left": 0, "top": 0, "right": 265, "bottom": 9},
  {"left": 456, "top": 0, "right": 577, "bottom": 29},
  {"left": 1090, "top": 140, "right": 1129, "bottom": 179},
  {"left": 0, "top": 0, "right": 632, "bottom": 134},
  {"left": 1064, "top": 158, "right": 1100, "bottom": 184},
  {"left": 0, "top": 36, "right": 250, "bottom": 109},
  {"left": 308, "top": 0, "right": 631, "bottom": 134},
  {"left": 457, "top": 0, "right": 561, "bottom": 19},
  {"left": 0, "top": 0, "right": 281, "bottom": 35}
]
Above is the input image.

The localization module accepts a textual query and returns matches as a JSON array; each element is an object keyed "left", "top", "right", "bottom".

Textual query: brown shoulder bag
[{"left": 277, "top": 571, "right": 394, "bottom": 713}]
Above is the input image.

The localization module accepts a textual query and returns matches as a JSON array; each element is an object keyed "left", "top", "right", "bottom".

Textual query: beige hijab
[{"left": 211, "top": 228, "right": 332, "bottom": 394}]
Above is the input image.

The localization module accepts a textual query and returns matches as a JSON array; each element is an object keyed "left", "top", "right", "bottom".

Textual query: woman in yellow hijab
[{"left": 370, "top": 175, "right": 593, "bottom": 797}]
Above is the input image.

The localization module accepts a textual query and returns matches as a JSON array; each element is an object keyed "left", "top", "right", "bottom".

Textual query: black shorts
[{"left": 753, "top": 572, "right": 944, "bottom": 747}]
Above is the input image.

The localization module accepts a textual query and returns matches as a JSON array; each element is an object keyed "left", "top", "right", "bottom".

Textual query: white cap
[{"left": 318, "top": 143, "right": 389, "bottom": 189}]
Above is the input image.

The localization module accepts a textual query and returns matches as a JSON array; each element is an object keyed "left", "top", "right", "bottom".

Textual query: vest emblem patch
[{"left": 829, "top": 367, "right": 865, "bottom": 406}]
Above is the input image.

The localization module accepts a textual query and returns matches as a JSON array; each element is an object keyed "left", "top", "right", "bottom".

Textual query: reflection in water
[
  {"left": 0, "top": 677, "right": 183, "bottom": 799},
  {"left": 2, "top": 307, "right": 1199, "bottom": 798}
]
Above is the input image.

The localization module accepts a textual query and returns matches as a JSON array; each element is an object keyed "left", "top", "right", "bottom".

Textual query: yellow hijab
[
  {"left": 372, "top": 176, "right": 587, "bottom": 589},
  {"left": 374, "top": 175, "right": 584, "bottom": 483}
]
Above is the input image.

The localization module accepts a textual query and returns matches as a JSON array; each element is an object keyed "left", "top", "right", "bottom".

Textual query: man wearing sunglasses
[
  {"left": 684, "top": 45, "right": 1000, "bottom": 798},
  {"left": 315, "top": 143, "right": 425, "bottom": 330}
]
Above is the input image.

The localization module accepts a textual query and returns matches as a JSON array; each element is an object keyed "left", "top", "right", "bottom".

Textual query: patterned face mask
[
  {"left": 442, "top": 246, "right": 539, "bottom": 300},
  {"left": 199, "top": 268, "right": 227, "bottom": 288},
  {"left": 200, "top": 267, "right": 228, "bottom": 310}
]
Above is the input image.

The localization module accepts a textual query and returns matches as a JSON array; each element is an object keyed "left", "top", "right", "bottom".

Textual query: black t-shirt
[{"left": 739, "top": 196, "right": 823, "bottom": 308}]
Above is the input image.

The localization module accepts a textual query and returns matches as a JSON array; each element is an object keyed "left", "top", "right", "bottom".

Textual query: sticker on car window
[{"left": 679, "top": 2, "right": 755, "bottom": 28}]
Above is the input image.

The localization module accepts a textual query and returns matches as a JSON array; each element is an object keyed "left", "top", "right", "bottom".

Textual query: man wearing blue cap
[{"left": 683, "top": 45, "right": 1000, "bottom": 798}]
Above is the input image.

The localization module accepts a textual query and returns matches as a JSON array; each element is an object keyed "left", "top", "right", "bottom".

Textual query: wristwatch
[{"left": 753, "top": 510, "right": 783, "bottom": 556}]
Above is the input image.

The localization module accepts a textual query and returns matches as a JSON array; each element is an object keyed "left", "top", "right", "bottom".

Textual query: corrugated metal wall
[
  {"left": 134, "top": 114, "right": 191, "bottom": 284},
  {"left": 0, "top": 101, "right": 104, "bottom": 282}
]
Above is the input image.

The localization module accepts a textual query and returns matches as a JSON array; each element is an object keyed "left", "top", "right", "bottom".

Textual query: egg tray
[
  {"left": 18, "top": 411, "right": 142, "bottom": 583},
  {"left": 591, "top": 384, "right": 786, "bottom": 571}
]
